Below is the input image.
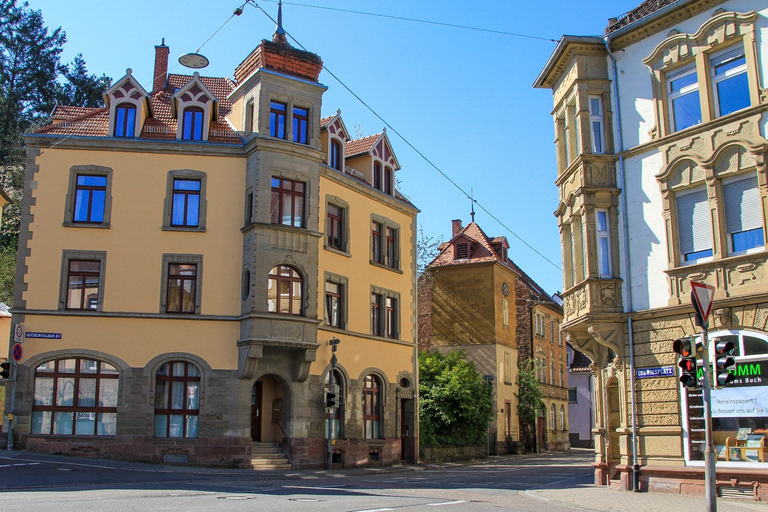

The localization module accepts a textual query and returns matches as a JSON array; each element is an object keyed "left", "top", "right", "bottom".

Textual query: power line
[
  {"left": 250, "top": 2, "right": 562, "bottom": 271},
  {"left": 258, "top": 0, "right": 559, "bottom": 43}
]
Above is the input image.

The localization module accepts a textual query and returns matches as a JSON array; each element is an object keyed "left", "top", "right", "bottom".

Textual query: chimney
[
  {"left": 153, "top": 39, "right": 170, "bottom": 93},
  {"left": 451, "top": 219, "right": 462, "bottom": 237}
]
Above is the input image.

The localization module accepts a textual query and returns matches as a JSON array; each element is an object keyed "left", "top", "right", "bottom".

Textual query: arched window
[
  {"left": 551, "top": 403, "right": 556, "bottom": 430},
  {"left": 154, "top": 361, "right": 200, "bottom": 438},
  {"left": 114, "top": 103, "right": 136, "bottom": 138},
  {"left": 181, "top": 107, "right": 204, "bottom": 141},
  {"left": 267, "top": 265, "right": 303, "bottom": 315},
  {"left": 330, "top": 139, "right": 343, "bottom": 170},
  {"left": 384, "top": 166, "right": 393, "bottom": 195},
  {"left": 560, "top": 405, "right": 565, "bottom": 431},
  {"left": 325, "top": 369, "right": 344, "bottom": 439},
  {"left": 373, "top": 162, "right": 382, "bottom": 191},
  {"left": 363, "top": 374, "right": 382, "bottom": 439},
  {"left": 31, "top": 358, "right": 119, "bottom": 436}
]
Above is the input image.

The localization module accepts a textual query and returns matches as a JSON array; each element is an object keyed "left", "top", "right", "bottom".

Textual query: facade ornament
[{"left": 713, "top": 308, "right": 731, "bottom": 329}]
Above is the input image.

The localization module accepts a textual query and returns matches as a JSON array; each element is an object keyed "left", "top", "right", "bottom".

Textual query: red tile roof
[
  {"left": 320, "top": 115, "right": 334, "bottom": 127},
  {"left": 604, "top": 0, "right": 681, "bottom": 35},
  {"left": 429, "top": 222, "right": 509, "bottom": 268},
  {"left": 569, "top": 349, "right": 593, "bottom": 372},
  {"left": 34, "top": 73, "right": 241, "bottom": 144},
  {"left": 345, "top": 133, "right": 380, "bottom": 157},
  {"left": 234, "top": 40, "right": 322, "bottom": 84}
]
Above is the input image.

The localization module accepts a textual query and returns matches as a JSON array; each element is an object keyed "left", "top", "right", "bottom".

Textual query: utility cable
[
  {"left": 250, "top": 2, "right": 562, "bottom": 271},
  {"left": 258, "top": 0, "right": 558, "bottom": 43}
]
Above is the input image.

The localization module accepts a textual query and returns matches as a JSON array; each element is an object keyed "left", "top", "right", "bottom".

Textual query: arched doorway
[{"left": 251, "top": 375, "right": 285, "bottom": 443}]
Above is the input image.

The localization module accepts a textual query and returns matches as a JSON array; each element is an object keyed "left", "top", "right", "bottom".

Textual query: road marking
[
  {"left": 354, "top": 509, "right": 394, "bottom": 512},
  {"left": 428, "top": 500, "right": 468, "bottom": 506},
  {"left": 0, "top": 463, "right": 42, "bottom": 469}
]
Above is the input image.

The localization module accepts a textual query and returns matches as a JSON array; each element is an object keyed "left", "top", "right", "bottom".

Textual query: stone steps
[{"left": 251, "top": 442, "right": 291, "bottom": 470}]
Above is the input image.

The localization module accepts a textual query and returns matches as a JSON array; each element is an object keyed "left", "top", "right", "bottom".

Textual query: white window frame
[
  {"left": 588, "top": 95, "right": 604, "bottom": 154},
  {"left": 502, "top": 298, "right": 509, "bottom": 327},
  {"left": 676, "top": 186, "right": 713, "bottom": 265},
  {"left": 710, "top": 45, "right": 749, "bottom": 118},
  {"left": 596, "top": 209, "right": 611, "bottom": 277},
  {"left": 667, "top": 65, "right": 701, "bottom": 133},
  {"left": 723, "top": 173, "right": 764, "bottom": 256}
]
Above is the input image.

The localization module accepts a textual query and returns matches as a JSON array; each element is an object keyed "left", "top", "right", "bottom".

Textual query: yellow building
[
  {"left": 5, "top": 22, "right": 418, "bottom": 469},
  {"left": 419, "top": 219, "right": 560, "bottom": 454}
]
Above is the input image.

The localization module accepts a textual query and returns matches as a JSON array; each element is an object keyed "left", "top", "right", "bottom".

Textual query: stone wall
[{"left": 419, "top": 444, "right": 486, "bottom": 464}]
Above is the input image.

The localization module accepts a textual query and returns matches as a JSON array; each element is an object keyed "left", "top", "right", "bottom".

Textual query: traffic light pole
[
  {"left": 6, "top": 362, "right": 16, "bottom": 451},
  {"left": 699, "top": 321, "right": 716, "bottom": 512},
  {"left": 327, "top": 337, "right": 340, "bottom": 470}
]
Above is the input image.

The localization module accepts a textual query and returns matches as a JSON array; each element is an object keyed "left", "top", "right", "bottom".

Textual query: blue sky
[{"left": 27, "top": 0, "right": 642, "bottom": 295}]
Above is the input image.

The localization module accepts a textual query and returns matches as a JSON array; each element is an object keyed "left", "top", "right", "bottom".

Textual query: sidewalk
[{"left": 526, "top": 486, "right": 768, "bottom": 512}]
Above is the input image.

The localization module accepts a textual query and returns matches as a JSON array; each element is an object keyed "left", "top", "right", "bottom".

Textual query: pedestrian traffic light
[
  {"left": 0, "top": 361, "right": 11, "bottom": 379},
  {"left": 673, "top": 337, "right": 698, "bottom": 388},
  {"left": 713, "top": 338, "right": 735, "bottom": 388},
  {"left": 326, "top": 392, "right": 336, "bottom": 408}
]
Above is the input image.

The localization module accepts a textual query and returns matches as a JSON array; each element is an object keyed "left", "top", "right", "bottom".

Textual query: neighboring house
[
  {"left": 418, "top": 218, "right": 567, "bottom": 453},
  {"left": 535, "top": 0, "right": 768, "bottom": 497},
  {"left": 0, "top": 303, "right": 10, "bottom": 428},
  {"left": 567, "top": 343, "right": 594, "bottom": 448},
  {"left": 5, "top": 18, "right": 418, "bottom": 469},
  {"left": 513, "top": 263, "right": 568, "bottom": 451}
]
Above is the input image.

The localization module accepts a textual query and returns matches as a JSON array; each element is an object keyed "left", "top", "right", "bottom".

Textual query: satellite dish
[{"left": 179, "top": 53, "right": 209, "bottom": 69}]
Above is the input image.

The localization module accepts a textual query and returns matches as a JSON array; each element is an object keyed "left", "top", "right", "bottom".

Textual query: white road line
[
  {"left": 428, "top": 500, "right": 468, "bottom": 506},
  {"left": 354, "top": 509, "right": 394, "bottom": 512}
]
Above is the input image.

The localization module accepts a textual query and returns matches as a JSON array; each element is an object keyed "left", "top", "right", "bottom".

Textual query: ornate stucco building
[
  {"left": 3, "top": 20, "right": 418, "bottom": 469},
  {"left": 418, "top": 218, "right": 566, "bottom": 453},
  {"left": 536, "top": 0, "right": 768, "bottom": 497}
]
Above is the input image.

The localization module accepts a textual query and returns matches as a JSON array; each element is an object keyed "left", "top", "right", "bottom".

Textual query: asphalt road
[{"left": 1, "top": 449, "right": 767, "bottom": 512}]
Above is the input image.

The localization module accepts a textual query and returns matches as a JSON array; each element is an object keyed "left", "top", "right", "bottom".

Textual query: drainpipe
[{"left": 603, "top": 40, "right": 640, "bottom": 492}]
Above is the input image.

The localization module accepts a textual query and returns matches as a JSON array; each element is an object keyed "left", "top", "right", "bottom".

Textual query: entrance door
[
  {"left": 400, "top": 399, "right": 415, "bottom": 462},
  {"left": 251, "top": 381, "right": 262, "bottom": 442}
]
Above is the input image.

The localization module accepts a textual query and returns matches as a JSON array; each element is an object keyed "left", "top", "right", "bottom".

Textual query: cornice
[{"left": 25, "top": 134, "right": 245, "bottom": 157}]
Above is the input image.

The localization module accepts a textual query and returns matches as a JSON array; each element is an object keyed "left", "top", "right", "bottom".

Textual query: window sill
[
  {"left": 162, "top": 225, "right": 206, "bottom": 232},
  {"left": 324, "top": 245, "right": 351, "bottom": 258},
  {"left": 666, "top": 249, "right": 767, "bottom": 274},
  {"left": 63, "top": 221, "right": 110, "bottom": 229},
  {"left": 369, "top": 260, "right": 403, "bottom": 274}
]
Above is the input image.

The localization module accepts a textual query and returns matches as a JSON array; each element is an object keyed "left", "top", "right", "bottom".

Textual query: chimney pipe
[
  {"left": 451, "top": 219, "right": 462, "bottom": 237},
  {"left": 153, "top": 39, "right": 170, "bottom": 93}
]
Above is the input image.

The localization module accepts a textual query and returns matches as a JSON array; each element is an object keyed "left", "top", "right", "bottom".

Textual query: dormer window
[
  {"left": 114, "top": 104, "right": 136, "bottom": 138},
  {"left": 330, "top": 139, "right": 343, "bottom": 170},
  {"left": 172, "top": 73, "right": 216, "bottom": 142},
  {"left": 182, "top": 107, "right": 204, "bottom": 141},
  {"left": 384, "top": 166, "right": 393, "bottom": 195},
  {"left": 456, "top": 243, "right": 470, "bottom": 259},
  {"left": 374, "top": 162, "right": 382, "bottom": 190}
]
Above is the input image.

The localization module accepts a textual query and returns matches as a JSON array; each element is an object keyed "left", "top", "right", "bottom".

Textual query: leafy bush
[{"left": 419, "top": 349, "right": 493, "bottom": 447}]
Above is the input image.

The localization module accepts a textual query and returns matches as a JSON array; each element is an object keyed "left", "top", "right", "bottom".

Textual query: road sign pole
[
  {"left": 700, "top": 324, "right": 716, "bottom": 512},
  {"left": 691, "top": 282, "right": 717, "bottom": 512}
]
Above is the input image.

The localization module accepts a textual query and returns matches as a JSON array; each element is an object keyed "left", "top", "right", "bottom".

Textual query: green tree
[
  {"left": 419, "top": 349, "right": 494, "bottom": 447},
  {"left": 417, "top": 225, "right": 442, "bottom": 276},
  {"left": 56, "top": 53, "right": 111, "bottom": 108},
  {"left": 516, "top": 358, "right": 544, "bottom": 452},
  {"left": 0, "top": 0, "right": 66, "bottom": 167}
]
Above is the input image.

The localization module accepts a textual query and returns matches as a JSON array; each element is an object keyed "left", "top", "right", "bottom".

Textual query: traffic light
[
  {"left": 0, "top": 361, "right": 11, "bottom": 379},
  {"left": 326, "top": 392, "right": 336, "bottom": 408},
  {"left": 673, "top": 337, "right": 698, "bottom": 388},
  {"left": 714, "top": 338, "right": 736, "bottom": 388}
]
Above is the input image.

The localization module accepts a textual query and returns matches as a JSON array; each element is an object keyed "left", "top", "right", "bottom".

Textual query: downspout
[{"left": 603, "top": 39, "right": 640, "bottom": 492}]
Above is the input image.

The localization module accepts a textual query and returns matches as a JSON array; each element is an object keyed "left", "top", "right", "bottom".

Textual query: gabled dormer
[
  {"left": 172, "top": 72, "right": 218, "bottom": 142},
  {"left": 321, "top": 110, "right": 350, "bottom": 171},
  {"left": 345, "top": 129, "right": 400, "bottom": 196},
  {"left": 453, "top": 234, "right": 475, "bottom": 260},
  {"left": 104, "top": 69, "right": 149, "bottom": 138},
  {"left": 490, "top": 237, "right": 510, "bottom": 263}
]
